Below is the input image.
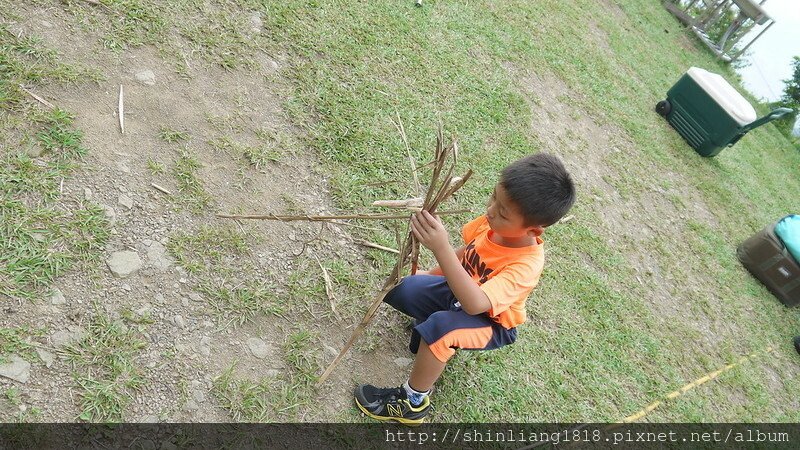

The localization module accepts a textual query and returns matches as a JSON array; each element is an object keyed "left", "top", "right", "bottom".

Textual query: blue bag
[{"left": 775, "top": 214, "right": 800, "bottom": 264}]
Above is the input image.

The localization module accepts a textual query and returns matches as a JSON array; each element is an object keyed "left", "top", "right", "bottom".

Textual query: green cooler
[{"left": 656, "top": 67, "right": 793, "bottom": 157}]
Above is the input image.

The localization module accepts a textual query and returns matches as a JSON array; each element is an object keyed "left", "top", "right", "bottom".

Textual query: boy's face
[{"left": 486, "top": 183, "right": 542, "bottom": 239}]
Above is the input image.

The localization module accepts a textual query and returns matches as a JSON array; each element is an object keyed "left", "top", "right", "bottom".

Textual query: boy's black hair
[{"left": 500, "top": 153, "right": 576, "bottom": 227}]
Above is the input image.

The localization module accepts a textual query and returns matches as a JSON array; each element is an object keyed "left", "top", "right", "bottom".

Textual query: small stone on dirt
[
  {"left": 192, "top": 390, "right": 206, "bottom": 403},
  {"left": 26, "top": 146, "right": 44, "bottom": 158},
  {"left": 323, "top": 345, "right": 338, "bottom": 359},
  {"left": 107, "top": 251, "right": 143, "bottom": 278},
  {"left": 246, "top": 337, "right": 271, "bottom": 359},
  {"left": 83, "top": 187, "right": 92, "bottom": 200},
  {"left": 101, "top": 204, "right": 116, "bottom": 225},
  {"left": 393, "top": 357, "right": 413, "bottom": 368},
  {"left": 51, "top": 327, "right": 86, "bottom": 347},
  {"left": 135, "top": 69, "right": 156, "bottom": 86},
  {"left": 172, "top": 315, "right": 187, "bottom": 329},
  {"left": 0, "top": 355, "right": 31, "bottom": 383},
  {"left": 36, "top": 348, "right": 55, "bottom": 368},
  {"left": 183, "top": 400, "right": 199, "bottom": 411},
  {"left": 250, "top": 13, "right": 263, "bottom": 32},
  {"left": 50, "top": 288, "right": 66, "bottom": 305},
  {"left": 140, "top": 415, "right": 159, "bottom": 423},
  {"left": 118, "top": 194, "right": 134, "bottom": 209},
  {"left": 147, "top": 241, "right": 174, "bottom": 271}
]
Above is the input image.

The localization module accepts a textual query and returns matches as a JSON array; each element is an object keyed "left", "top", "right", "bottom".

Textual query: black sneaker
[
  {"left": 794, "top": 336, "right": 800, "bottom": 355},
  {"left": 354, "top": 384, "right": 431, "bottom": 425}
]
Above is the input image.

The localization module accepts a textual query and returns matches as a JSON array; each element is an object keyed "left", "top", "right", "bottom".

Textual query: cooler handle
[{"left": 741, "top": 107, "right": 794, "bottom": 132}]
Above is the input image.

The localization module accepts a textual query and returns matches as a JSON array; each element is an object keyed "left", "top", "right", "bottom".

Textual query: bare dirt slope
[{"left": 1, "top": 4, "right": 400, "bottom": 422}]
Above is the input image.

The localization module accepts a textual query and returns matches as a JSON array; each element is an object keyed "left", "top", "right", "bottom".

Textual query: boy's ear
[{"left": 527, "top": 225, "right": 544, "bottom": 238}]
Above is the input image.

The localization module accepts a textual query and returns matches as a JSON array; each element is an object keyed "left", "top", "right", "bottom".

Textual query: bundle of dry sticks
[{"left": 218, "top": 123, "right": 472, "bottom": 384}]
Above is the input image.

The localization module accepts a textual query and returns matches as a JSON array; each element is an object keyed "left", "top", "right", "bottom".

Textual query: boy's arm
[
  {"left": 411, "top": 212, "right": 490, "bottom": 315},
  {"left": 423, "top": 246, "right": 465, "bottom": 276}
]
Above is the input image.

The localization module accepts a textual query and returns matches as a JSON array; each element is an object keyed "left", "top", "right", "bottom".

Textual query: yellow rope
[{"left": 619, "top": 346, "right": 775, "bottom": 423}]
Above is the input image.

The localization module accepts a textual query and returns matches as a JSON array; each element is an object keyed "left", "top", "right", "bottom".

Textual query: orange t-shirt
[{"left": 460, "top": 215, "right": 544, "bottom": 329}]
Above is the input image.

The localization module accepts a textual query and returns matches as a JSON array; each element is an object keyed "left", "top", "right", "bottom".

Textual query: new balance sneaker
[{"left": 354, "top": 384, "right": 431, "bottom": 425}]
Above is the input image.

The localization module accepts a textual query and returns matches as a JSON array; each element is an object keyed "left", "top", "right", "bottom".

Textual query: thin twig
[
  {"left": 393, "top": 112, "right": 421, "bottom": 196},
  {"left": 216, "top": 209, "right": 470, "bottom": 221},
  {"left": 315, "top": 256, "right": 341, "bottom": 321},
  {"left": 323, "top": 220, "right": 382, "bottom": 232},
  {"left": 372, "top": 197, "right": 423, "bottom": 209},
  {"left": 18, "top": 85, "right": 54, "bottom": 109},
  {"left": 292, "top": 222, "right": 327, "bottom": 257},
  {"left": 118, "top": 85, "right": 124, "bottom": 134},
  {"left": 355, "top": 239, "right": 399, "bottom": 254},
  {"left": 150, "top": 183, "right": 172, "bottom": 195},
  {"left": 559, "top": 214, "right": 575, "bottom": 224}
]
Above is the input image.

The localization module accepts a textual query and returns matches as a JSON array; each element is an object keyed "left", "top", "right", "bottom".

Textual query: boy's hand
[{"left": 410, "top": 210, "right": 451, "bottom": 255}]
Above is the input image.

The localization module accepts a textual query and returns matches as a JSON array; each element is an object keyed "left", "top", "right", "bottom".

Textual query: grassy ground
[
  {"left": 255, "top": 0, "right": 800, "bottom": 422},
  {"left": 2, "top": 0, "right": 799, "bottom": 423}
]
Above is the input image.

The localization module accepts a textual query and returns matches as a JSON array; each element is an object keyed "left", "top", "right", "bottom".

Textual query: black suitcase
[{"left": 737, "top": 222, "right": 800, "bottom": 307}]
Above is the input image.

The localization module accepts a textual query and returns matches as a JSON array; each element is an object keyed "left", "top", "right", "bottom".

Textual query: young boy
[{"left": 354, "top": 153, "right": 576, "bottom": 424}]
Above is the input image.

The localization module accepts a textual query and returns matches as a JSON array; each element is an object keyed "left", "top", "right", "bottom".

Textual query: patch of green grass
[
  {"left": 4, "top": 387, "right": 21, "bottom": 406},
  {"left": 158, "top": 126, "right": 189, "bottom": 144},
  {"left": 0, "top": 327, "right": 45, "bottom": 364},
  {"left": 212, "top": 330, "right": 320, "bottom": 421},
  {"left": 199, "top": 280, "right": 284, "bottom": 328},
  {"left": 282, "top": 329, "right": 320, "bottom": 386},
  {"left": 82, "top": 0, "right": 167, "bottom": 51},
  {"left": 212, "top": 364, "right": 283, "bottom": 422},
  {"left": 167, "top": 225, "right": 249, "bottom": 274},
  {"left": 1, "top": 28, "right": 109, "bottom": 300},
  {"left": 171, "top": 150, "right": 212, "bottom": 212},
  {"left": 63, "top": 310, "right": 147, "bottom": 422},
  {"left": 36, "top": 109, "right": 87, "bottom": 159},
  {"left": 0, "top": 197, "right": 110, "bottom": 299},
  {"left": 241, "top": 144, "right": 280, "bottom": 169},
  {"left": 175, "top": 3, "right": 259, "bottom": 70},
  {"left": 146, "top": 157, "right": 166, "bottom": 175}
]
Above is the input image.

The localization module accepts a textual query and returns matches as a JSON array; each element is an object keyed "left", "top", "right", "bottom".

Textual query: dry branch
[
  {"left": 150, "top": 183, "right": 172, "bottom": 195},
  {"left": 18, "top": 85, "right": 54, "bottom": 109},
  {"left": 355, "top": 239, "right": 399, "bottom": 254},
  {"left": 317, "top": 127, "right": 470, "bottom": 385},
  {"left": 393, "top": 112, "right": 421, "bottom": 196},
  {"left": 316, "top": 257, "right": 341, "bottom": 321},
  {"left": 372, "top": 197, "right": 423, "bottom": 209},
  {"left": 215, "top": 209, "right": 469, "bottom": 221},
  {"left": 118, "top": 85, "right": 124, "bottom": 134}
]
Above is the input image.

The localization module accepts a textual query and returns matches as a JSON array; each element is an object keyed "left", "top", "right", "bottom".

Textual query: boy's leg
[
  {"left": 383, "top": 275, "right": 457, "bottom": 354},
  {"left": 383, "top": 274, "right": 456, "bottom": 320},
  {"left": 355, "top": 310, "right": 515, "bottom": 425},
  {"left": 407, "top": 339, "right": 446, "bottom": 392}
]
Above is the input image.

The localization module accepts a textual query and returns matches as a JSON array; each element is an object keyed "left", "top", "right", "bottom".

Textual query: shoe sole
[{"left": 354, "top": 396, "right": 425, "bottom": 426}]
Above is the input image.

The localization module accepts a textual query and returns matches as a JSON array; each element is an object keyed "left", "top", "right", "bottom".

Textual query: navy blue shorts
[{"left": 384, "top": 275, "right": 517, "bottom": 362}]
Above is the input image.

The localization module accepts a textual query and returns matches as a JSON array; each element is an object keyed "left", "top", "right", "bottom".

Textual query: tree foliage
[{"left": 771, "top": 56, "right": 800, "bottom": 139}]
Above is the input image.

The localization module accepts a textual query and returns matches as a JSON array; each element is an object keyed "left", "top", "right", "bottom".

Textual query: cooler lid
[{"left": 686, "top": 67, "right": 757, "bottom": 126}]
